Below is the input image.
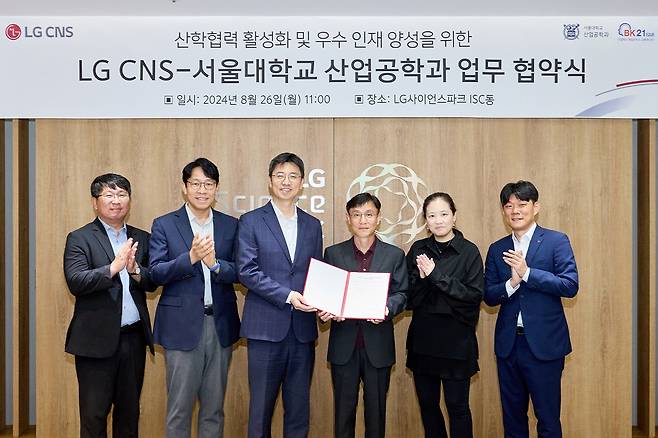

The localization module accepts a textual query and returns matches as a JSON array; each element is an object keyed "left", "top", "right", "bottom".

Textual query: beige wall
[{"left": 35, "top": 118, "right": 631, "bottom": 437}]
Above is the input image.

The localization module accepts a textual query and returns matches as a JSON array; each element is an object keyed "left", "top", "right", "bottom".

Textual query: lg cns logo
[
  {"left": 5, "top": 24, "right": 21, "bottom": 40},
  {"left": 4, "top": 23, "right": 74, "bottom": 40}
]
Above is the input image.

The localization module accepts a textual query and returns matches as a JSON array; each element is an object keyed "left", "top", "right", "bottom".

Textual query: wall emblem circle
[{"left": 346, "top": 163, "right": 429, "bottom": 244}]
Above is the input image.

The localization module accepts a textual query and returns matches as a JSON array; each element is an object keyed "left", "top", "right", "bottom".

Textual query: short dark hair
[
  {"left": 182, "top": 158, "right": 220, "bottom": 184},
  {"left": 268, "top": 152, "right": 305, "bottom": 178},
  {"left": 422, "top": 192, "right": 456, "bottom": 218},
  {"left": 90, "top": 173, "right": 131, "bottom": 198},
  {"left": 346, "top": 192, "right": 381, "bottom": 213},
  {"left": 500, "top": 180, "right": 539, "bottom": 206}
]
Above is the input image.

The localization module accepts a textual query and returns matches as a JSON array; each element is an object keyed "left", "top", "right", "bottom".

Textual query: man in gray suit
[{"left": 319, "top": 192, "right": 408, "bottom": 438}]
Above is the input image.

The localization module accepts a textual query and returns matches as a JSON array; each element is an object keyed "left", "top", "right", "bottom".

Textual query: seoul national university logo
[
  {"left": 563, "top": 24, "right": 580, "bottom": 40},
  {"left": 347, "top": 164, "right": 429, "bottom": 244}
]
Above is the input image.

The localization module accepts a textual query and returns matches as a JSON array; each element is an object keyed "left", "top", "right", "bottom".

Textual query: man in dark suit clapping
[{"left": 64, "top": 173, "right": 157, "bottom": 438}]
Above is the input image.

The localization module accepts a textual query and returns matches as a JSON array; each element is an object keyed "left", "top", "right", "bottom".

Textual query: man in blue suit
[
  {"left": 484, "top": 180, "right": 578, "bottom": 438},
  {"left": 149, "top": 158, "right": 240, "bottom": 438},
  {"left": 237, "top": 152, "right": 323, "bottom": 438}
]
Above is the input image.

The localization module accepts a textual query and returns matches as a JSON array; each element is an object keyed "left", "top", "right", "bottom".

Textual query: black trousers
[
  {"left": 331, "top": 347, "right": 391, "bottom": 438},
  {"left": 412, "top": 372, "right": 473, "bottom": 438},
  {"left": 75, "top": 324, "right": 146, "bottom": 438}
]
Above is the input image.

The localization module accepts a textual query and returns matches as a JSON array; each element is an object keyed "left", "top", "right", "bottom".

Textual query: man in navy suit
[
  {"left": 237, "top": 152, "right": 323, "bottom": 438},
  {"left": 484, "top": 180, "right": 578, "bottom": 438},
  {"left": 149, "top": 158, "right": 240, "bottom": 438}
]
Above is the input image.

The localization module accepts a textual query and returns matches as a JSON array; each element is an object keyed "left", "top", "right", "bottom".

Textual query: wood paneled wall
[
  {"left": 0, "top": 121, "right": 5, "bottom": 431},
  {"left": 12, "top": 120, "right": 30, "bottom": 437},
  {"left": 638, "top": 119, "right": 657, "bottom": 438},
  {"left": 35, "top": 118, "right": 632, "bottom": 437}
]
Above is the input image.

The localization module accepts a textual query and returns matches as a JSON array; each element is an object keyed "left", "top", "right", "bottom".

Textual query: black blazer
[
  {"left": 406, "top": 230, "right": 483, "bottom": 361},
  {"left": 324, "top": 238, "right": 408, "bottom": 368},
  {"left": 64, "top": 218, "right": 157, "bottom": 358}
]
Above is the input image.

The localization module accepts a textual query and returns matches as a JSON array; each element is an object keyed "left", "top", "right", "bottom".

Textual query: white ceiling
[{"left": 4, "top": 0, "right": 657, "bottom": 16}]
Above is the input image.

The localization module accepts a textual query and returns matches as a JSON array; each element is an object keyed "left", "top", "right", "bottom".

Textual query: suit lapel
[
  {"left": 337, "top": 239, "right": 359, "bottom": 272},
  {"left": 126, "top": 225, "right": 141, "bottom": 253},
  {"left": 502, "top": 235, "right": 514, "bottom": 251},
  {"left": 174, "top": 205, "right": 195, "bottom": 250},
  {"left": 369, "top": 238, "right": 386, "bottom": 272},
  {"left": 126, "top": 225, "right": 137, "bottom": 267},
  {"left": 126, "top": 225, "right": 135, "bottom": 241},
  {"left": 499, "top": 235, "right": 514, "bottom": 269},
  {"left": 292, "top": 208, "right": 306, "bottom": 266},
  {"left": 174, "top": 205, "right": 203, "bottom": 275},
  {"left": 126, "top": 225, "right": 147, "bottom": 269},
  {"left": 213, "top": 209, "right": 235, "bottom": 260},
  {"left": 212, "top": 209, "right": 224, "bottom": 244},
  {"left": 92, "top": 218, "right": 117, "bottom": 264},
  {"left": 92, "top": 218, "right": 120, "bottom": 301},
  {"left": 525, "top": 225, "right": 545, "bottom": 265},
  {"left": 262, "top": 202, "right": 292, "bottom": 265}
]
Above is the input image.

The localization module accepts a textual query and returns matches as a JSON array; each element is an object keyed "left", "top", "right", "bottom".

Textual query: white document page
[
  {"left": 341, "top": 272, "right": 390, "bottom": 320},
  {"left": 302, "top": 258, "right": 348, "bottom": 316}
]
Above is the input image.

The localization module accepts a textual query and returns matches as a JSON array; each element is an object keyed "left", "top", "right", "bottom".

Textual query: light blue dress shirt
[
  {"left": 185, "top": 204, "right": 214, "bottom": 307},
  {"left": 98, "top": 218, "right": 141, "bottom": 327}
]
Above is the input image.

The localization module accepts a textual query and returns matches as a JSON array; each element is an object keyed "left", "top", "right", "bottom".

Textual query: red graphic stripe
[
  {"left": 339, "top": 272, "right": 350, "bottom": 318},
  {"left": 616, "top": 79, "right": 658, "bottom": 87}
]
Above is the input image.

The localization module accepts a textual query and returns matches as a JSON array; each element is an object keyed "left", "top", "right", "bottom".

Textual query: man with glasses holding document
[
  {"left": 317, "top": 192, "right": 408, "bottom": 438},
  {"left": 237, "top": 152, "right": 323, "bottom": 438}
]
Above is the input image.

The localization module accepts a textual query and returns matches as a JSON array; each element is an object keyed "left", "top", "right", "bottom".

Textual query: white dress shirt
[
  {"left": 505, "top": 222, "right": 536, "bottom": 327},
  {"left": 271, "top": 201, "right": 299, "bottom": 304},
  {"left": 271, "top": 201, "right": 298, "bottom": 262}
]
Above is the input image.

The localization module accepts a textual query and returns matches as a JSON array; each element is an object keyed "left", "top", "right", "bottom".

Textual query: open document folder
[{"left": 302, "top": 258, "right": 390, "bottom": 320}]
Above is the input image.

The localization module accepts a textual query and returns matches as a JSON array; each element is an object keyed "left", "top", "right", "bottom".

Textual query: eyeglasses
[
  {"left": 349, "top": 212, "right": 378, "bottom": 220},
  {"left": 272, "top": 172, "right": 301, "bottom": 183},
  {"left": 99, "top": 192, "right": 129, "bottom": 201},
  {"left": 187, "top": 180, "right": 217, "bottom": 191}
]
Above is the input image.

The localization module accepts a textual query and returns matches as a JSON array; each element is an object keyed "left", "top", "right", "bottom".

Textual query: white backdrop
[{"left": 1, "top": 17, "right": 657, "bottom": 118}]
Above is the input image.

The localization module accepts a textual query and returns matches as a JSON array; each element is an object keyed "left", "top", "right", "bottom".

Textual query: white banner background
[{"left": 1, "top": 16, "right": 657, "bottom": 118}]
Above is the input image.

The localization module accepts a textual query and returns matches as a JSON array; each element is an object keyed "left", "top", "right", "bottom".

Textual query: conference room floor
[
  {"left": 0, "top": 428, "right": 34, "bottom": 437},
  {"left": 0, "top": 426, "right": 652, "bottom": 437}
]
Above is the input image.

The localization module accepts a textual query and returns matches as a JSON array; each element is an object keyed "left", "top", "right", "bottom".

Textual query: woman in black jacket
[{"left": 406, "top": 192, "right": 484, "bottom": 438}]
